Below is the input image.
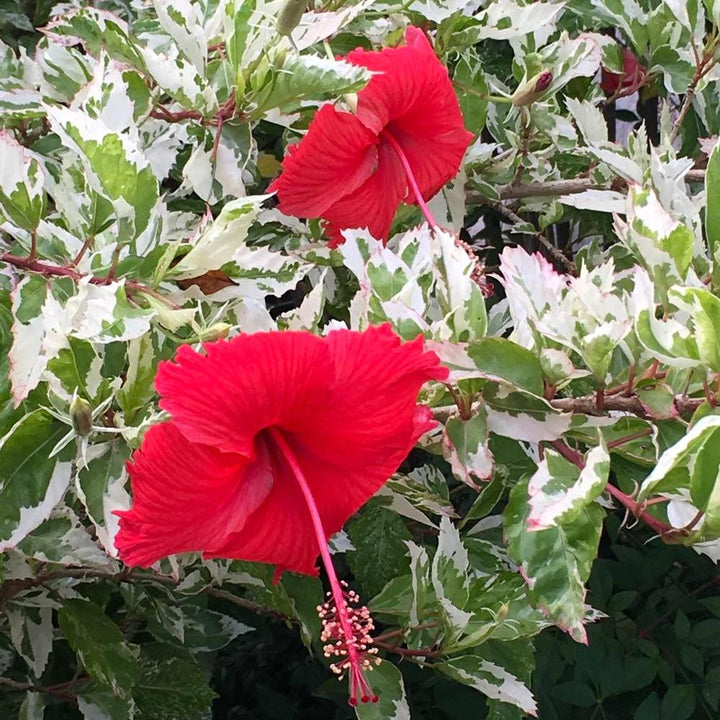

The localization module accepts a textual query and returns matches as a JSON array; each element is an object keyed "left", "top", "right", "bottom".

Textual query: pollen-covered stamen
[
  {"left": 381, "top": 129, "right": 439, "bottom": 231},
  {"left": 268, "top": 428, "right": 381, "bottom": 706},
  {"left": 317, "top": 581, "right": 381, "bottom": 705}
]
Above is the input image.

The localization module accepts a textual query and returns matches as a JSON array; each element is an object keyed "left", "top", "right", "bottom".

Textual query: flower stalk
[
  {"left": 381, "top": 129, "right": 439, "bottom": 230},
  {"left": 267, "top": 428, "right": 380, "bottom": 706}
]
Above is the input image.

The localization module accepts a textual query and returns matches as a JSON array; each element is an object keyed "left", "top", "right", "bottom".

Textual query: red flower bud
[{"left": 601, "top": 48, "right": 646, "bottom": 96}]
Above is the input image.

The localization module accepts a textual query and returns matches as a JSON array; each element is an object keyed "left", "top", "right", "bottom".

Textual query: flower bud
[
  {"left": 200, "top": 323, "right": 232, "bottom": 342},
  {"left": 511, "top": 70, "right": 553, "bottom": 107},
  {"left": 70, "top": 396, "right": 94, "bottom": 437},
  {"left": 276, "top": 0, "right": 306, "bottom": 37}
]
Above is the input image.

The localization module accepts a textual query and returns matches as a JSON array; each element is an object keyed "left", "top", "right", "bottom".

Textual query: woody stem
[
  {"left": 381, "top": 129, "right": 439, "bottom": 230},
  {"left": 267, "top": 428, "right": 361, "bottom": 665}
]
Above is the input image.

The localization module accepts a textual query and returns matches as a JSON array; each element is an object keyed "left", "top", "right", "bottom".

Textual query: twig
[
  {"left": 0, "top": 252, "right": 178, "bottom": 308},
  {"left": 71, "top": 235, "right": 94, "bottom": 267},
  {"left": 0, "top": 567, "right": 283, "bottom": 620},
  {"left": 549, "top": 439, "right": 676, "bottom": 537},
  {"left": 669, "top": 43, "right": 719, "bottom": 144},
  {"left": 0, "top": 676, "right": 81, "bottom": 703},
  {"left": 374, "top": 641, "right": 441, "bottom": 658},
  {"left": 490, "top": 201, "right": 577, "bottom": 273},
  {"left": 606, "top": 428, "right": 653, "bottom": 449},
  {"left": 469, "top": 169, "right": 706, "bottom": 204},
  {"left": 550, "top": 393, "right": 703, "bottom": 418}
]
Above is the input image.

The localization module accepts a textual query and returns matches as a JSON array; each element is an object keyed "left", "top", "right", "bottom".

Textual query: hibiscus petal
[
  {"left": 349, "top": 26, "right": 473, "bottom": 204},
  {"left": 268, "top": 104, "right": 378, "bottom": 218},
  {"left": 155, "top": 331, "right": 333, "bottom": 456},
  {"left": 286, "top": 324, "right": 448, "bottom": 535},
  {"left": 321, "top": 140, "right": 406, "bottom": 245},
  {"left": 205, "top": 437, "right": 323, "bottom": 576},
  {"left": 114, "top": 423, "right": 273, "bottom": 567}
]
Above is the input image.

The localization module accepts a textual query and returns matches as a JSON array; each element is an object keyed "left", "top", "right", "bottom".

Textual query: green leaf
[
  {"left": 225, "top": 0, "right": 256, "bottom": 83},
  {"left": 504, "top": 475, "right": 604, "bottom": 644},
  {"left": 620, "top": 187, "right": 694, "bottom": 300},
  {"left": 431, "top": 517, "right": 472, "bottom": 642},
  {"left": 526, "top": 442, "right": 609, "bottom": 530},
  {"left": 435, "top": 653, "right": 537, "bottom": 716},
  {"left": 16, "top": 509, "right": 112, "bottom": 567},
  {"left": 0, "top": 411, "right": 72, "bottom": 550},
  {"left": 706, "top": 138, "right": 720, "bottom": 288},
  {"left": 78, "top": 688, "right": 136, "bottom": 720},
  {"left": 660, "top": 685, "right": 696, "bottom": 720},
  {"left": 453, "top": 52, "right": 488, "bottom": 135},
  {"left": 354, "top": 661, "right": 410, "bottom": 720},
  {"left": 669, "top": 286, "right": 720, "bottom": 372},
  {"left": 7, "top": 605, "right": 53, "bottom": 678},
  {"left": 443, "top": 408, "right": 493, "bottom": 488},
  {"left": 75, "top": 440, "right": 131, "bottom": 554},
  {"left": 432, "top": 229, "right": 488, "bottom": 341},
  {"left": 47, "top": 106, "right": 159, "bottom": 241},
  {"left": 19, "top": 692, "right": 45, "bottom": 720},
  {"left": 638, "top": 415, "right": 720, "bottom": 541},
  {"left": 0, "top": 131, "right": 44, "bottom": 230},
  {"left": 59, "top": 598, "right": 140, "bottom": 694},
  {"left": 133, "top": 644, "right": 216, "bottom": 720},
  {"left": 117, "top": 334, "right": 157, "bottom": 423},
  {"left": 466, "top": 338, "right": 545, "bottom": 395},
  {"left": 347, "top": 501, "right": 412, "bottom": 598},
  {"left": 251, "top": 53, "right": 371, "bottom": 116},
  {"left": 46, "top": 338, "right": 101, "bottom": 401},
  {"left": 484, "top": 383, "right": 572, "bottom": 443},
  {"left": 171, "top": 195, "right": 269, "bottom": 279},
  {"left": 43, "top": 8, "right": 144, "bottom": 67},
  {"left": 387, "top": 465, "right": 456, "bottom": 519}
]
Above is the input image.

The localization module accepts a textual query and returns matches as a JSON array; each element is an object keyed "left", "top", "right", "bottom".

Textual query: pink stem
[
  {"left": 268, "top": 428, "right": 373, "bottom": 704},
  {"left": 381, "top": 129, "right": 439, "bottom": 230}
]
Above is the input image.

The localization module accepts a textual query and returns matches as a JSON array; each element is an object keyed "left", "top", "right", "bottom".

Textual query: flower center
[
  {"left": 267, "top": 427, "right": 380, "bottom": 706},
  {"left": 380, "top": 128, "right": 438, "bottom": 231}
]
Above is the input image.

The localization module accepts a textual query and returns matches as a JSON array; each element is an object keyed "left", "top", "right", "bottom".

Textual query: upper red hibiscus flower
[
  {"left": 268, "top": 26, "right": 473, "bottom": 246},
  {"left": 600, "top": 47, "right": 647, "bottom": 96},
  {"left": 114, "top": 324, "right": 447, "bottom": 705}
]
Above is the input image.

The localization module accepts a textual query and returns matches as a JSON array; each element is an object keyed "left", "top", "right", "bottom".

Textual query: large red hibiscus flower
[
  {"left": 268, "top": 26, "right": 473, "bottom": 246},
  {"left": 115, "top": 324, "right": 447, "bottom": 704}
]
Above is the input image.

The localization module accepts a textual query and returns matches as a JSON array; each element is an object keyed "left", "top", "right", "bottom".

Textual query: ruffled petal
[
  {"left": 205, "top": 437, "right": 322, "bottom": 576},
  {"left": 155, "top": 331, "right": 333, "bottom": 456},
  {"left": 349, "top": 27, "right": 473, "bottom": 204},
  {"left": 268, "top": 104, "right": 378, "bottom": 218},
  {"left": 347, "top": 27, "right": 436, "bottom": 134},
  {"left": 114, "top": 423, "right": 274, "bottom": 568},
  {"left": 321, "top": 140, "right": 406, "bottom": 246},
  {"left": 287, "top": 324, "right": 448, "bottom": 533}
]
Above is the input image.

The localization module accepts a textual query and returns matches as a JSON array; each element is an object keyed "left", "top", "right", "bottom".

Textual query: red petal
[
  {"left": 321, "top": 140, "right": 406, "bottom": 246},
  {"left": 286, "top": 325, "right": 449, "bottom": 535},
  {"left": 349, "top": 27, "right": 473, "bottom": 204},
  {"left": 114, "top": 423, "right": 273, "bottom": 568},
  {"left": 155, "top": 332, "right": 333, "bottom": 456},
  {"left": 204, "top": 438, "right": 323, "bottom": 575},
  {"left": 268, "top": 104, "right": 378, "bottom": 218},
  {"left": 117, "top": 326, "right": 448, "bottom": 577}
]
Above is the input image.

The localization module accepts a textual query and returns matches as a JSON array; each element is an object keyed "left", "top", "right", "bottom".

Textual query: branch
[
  {"left": 549, "top": 439, "right": 678, "bottom": 538},
  {"left": 550, "top": 393, "right": 703, "bottom": 418},
  {"left": 469, "top": 169, "right": 706, "bottom": 203},
  {"left": 0, "top": 676, "right": 81, "bottom": 702},
  {"left": 489, "top": 201, "right": 577, "bottom": 273},
  {"left": 0, "top": 253, "right": 179, "bottom": 308},
  {"left": 0, "top": 567, "right": 284, "bottom": 620}
]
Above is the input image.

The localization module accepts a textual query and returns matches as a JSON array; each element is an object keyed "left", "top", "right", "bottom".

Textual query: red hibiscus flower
[
  {"left": 114, "top": 324, "right": 447, "bottom": 705},
  {"left": 600, "top": 47, "right": 647, "bottom": 96},
  {"left": 268, "top": 26, "right": 473, "bottom": 246}
]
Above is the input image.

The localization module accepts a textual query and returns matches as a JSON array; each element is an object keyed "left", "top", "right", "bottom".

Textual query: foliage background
[{"left": 2, "top": 1, "right": 720, "bottom": 719}]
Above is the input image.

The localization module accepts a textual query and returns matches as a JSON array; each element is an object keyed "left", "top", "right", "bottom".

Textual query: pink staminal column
[{"left": 268, "top": 428, "right": 381, "bottom": 706}]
